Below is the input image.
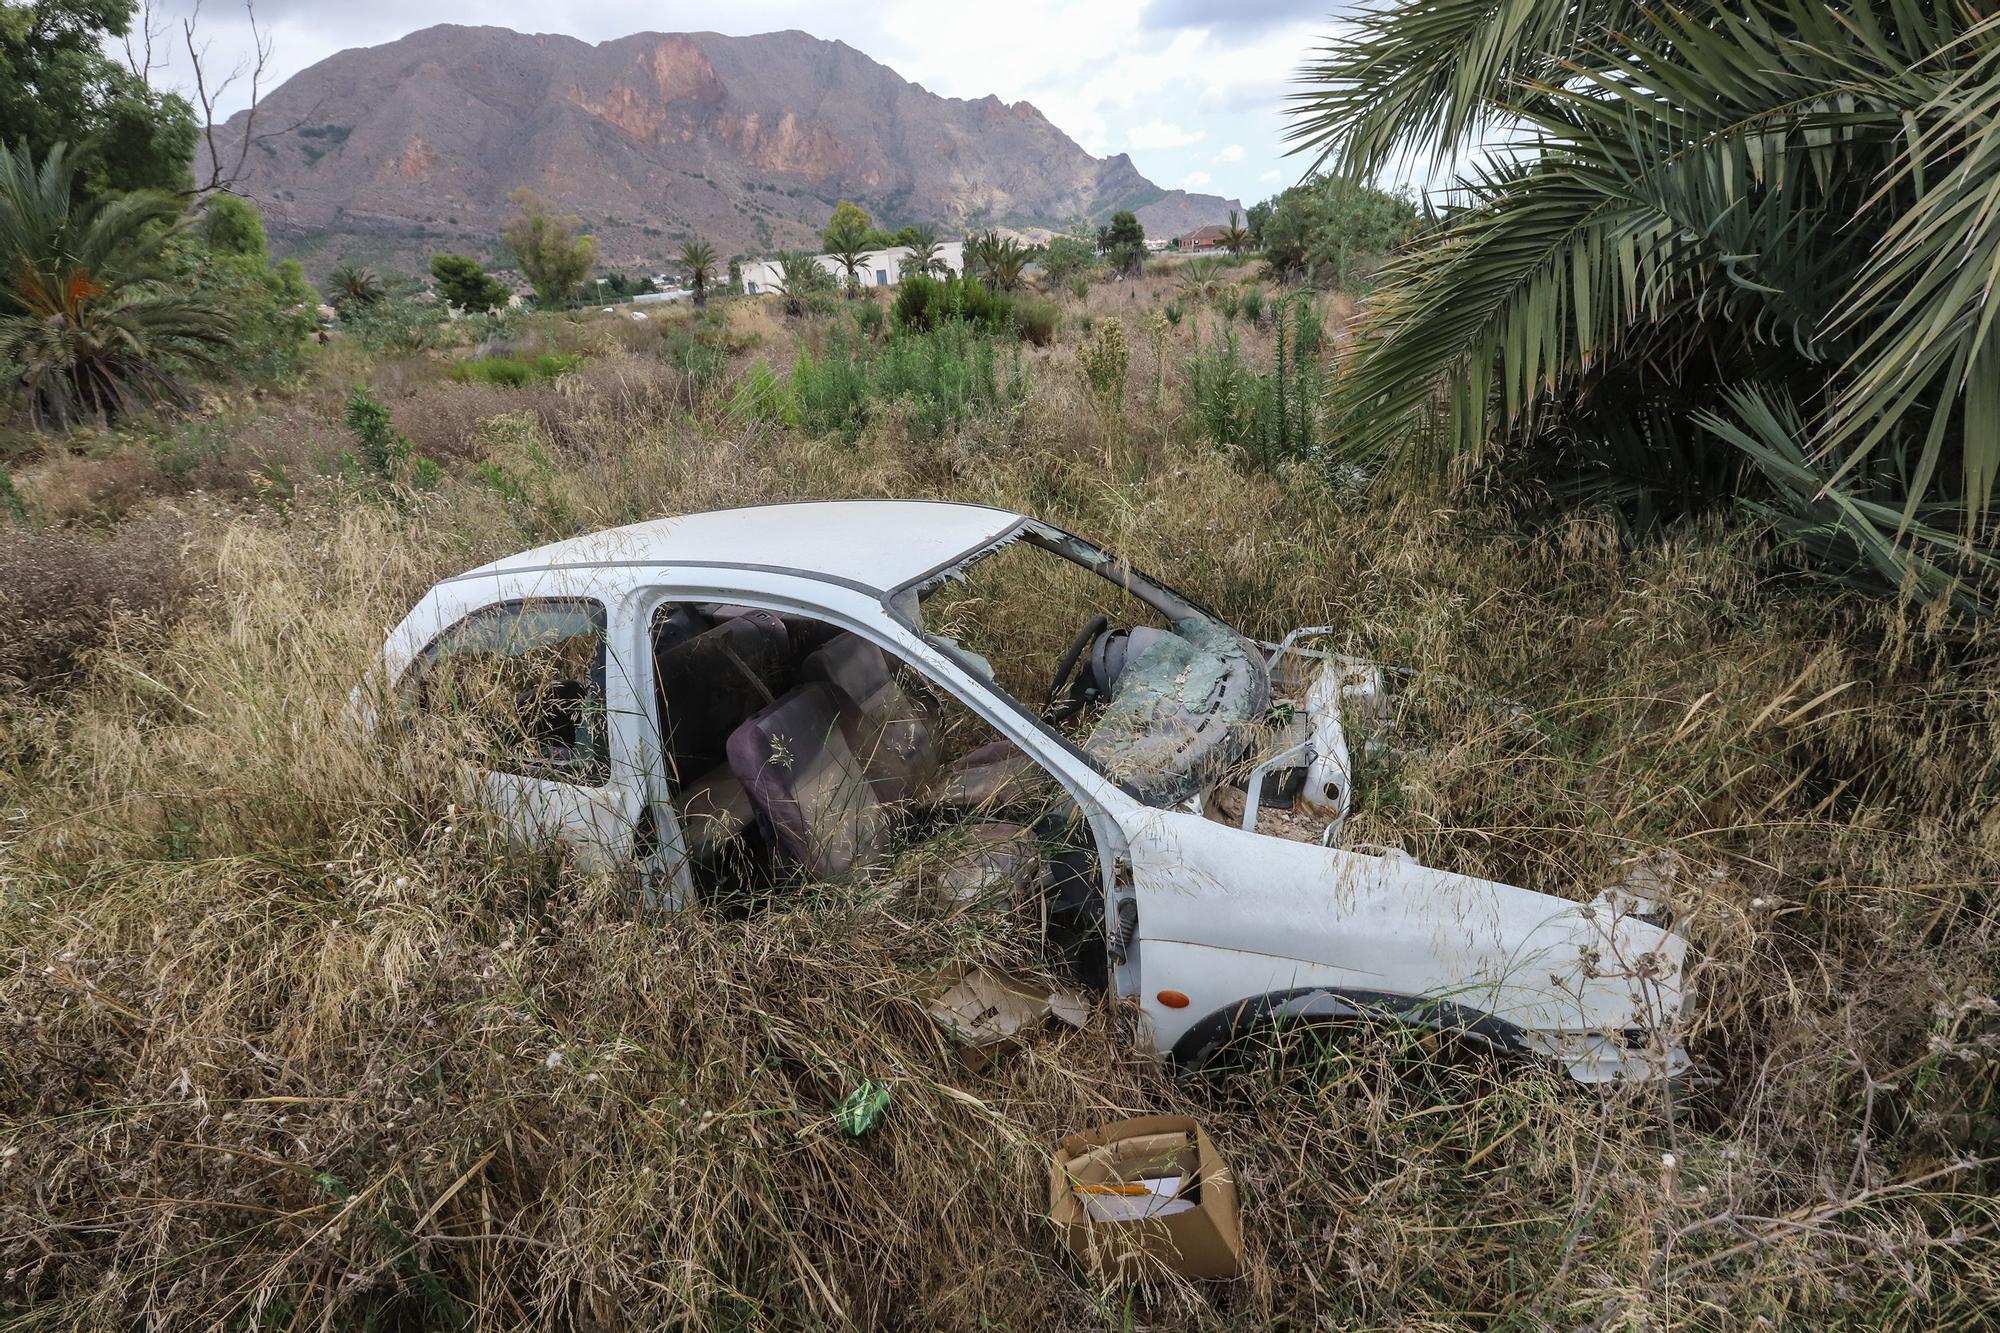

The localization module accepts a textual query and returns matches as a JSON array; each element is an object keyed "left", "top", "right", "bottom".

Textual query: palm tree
[
  {"left": 826, "top": 236, "right": 869, "bottom": 295},
  {"left": 772, "top": 251, "right": 834, "bottom": 318},
  {"left": 326, "top": 262, "right": 384, "bottom": 314},
  {"left": 966, "top": 230, "right": 1030, "bottom": 292},
  {"left": 0, "top": 142, "right": 235, "bottom": 429},
  {"left": 1220, "top": 210, "right": 1250, "bottom": 256},
  {"left": 678, "top": 240, "right": 717, "bottom": 308},
  {"left": 1288, "top": 0, "right": 2000, "bottom": 611},
  {"left": 899, "top": 225, "right": 944, "bottom": 280},
  {"left": 1176, "top": 255, "right": 1230, "bottom": 303}
]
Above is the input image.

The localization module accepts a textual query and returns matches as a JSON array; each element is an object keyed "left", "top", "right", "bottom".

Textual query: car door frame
[{"left": 627, "top": 573, "right": 1137, "bottom": 979}]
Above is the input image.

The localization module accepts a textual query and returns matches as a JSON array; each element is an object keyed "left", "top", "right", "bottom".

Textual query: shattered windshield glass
[{"left": 912, "top": 524, "right": 1270, "bottom": 803}]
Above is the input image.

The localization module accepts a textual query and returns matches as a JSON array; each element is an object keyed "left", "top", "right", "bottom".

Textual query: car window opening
[
  {"left": 910, "top": 524, "right": 1272, "bottom": 809},
  {"left": 649, "top": 601, "right": 1111, "bottom": 989}
]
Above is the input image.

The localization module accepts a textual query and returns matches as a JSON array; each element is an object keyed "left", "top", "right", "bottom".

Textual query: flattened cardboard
[
  {"left": 927, "top": 965, "right": 1088, "bottom": 1069},
  {"left": 1048, "top": 1114, "right": 1243, "bottom": 1281}
]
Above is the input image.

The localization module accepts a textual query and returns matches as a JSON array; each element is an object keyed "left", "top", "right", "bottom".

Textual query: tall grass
[{"left": 1, "top": 292, "right": 1995, "bottom": 1330}]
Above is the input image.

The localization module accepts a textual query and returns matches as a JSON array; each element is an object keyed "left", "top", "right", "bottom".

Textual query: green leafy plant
[
  {"left": 0, "top": 142, "right": 235, "bottom": 429},
  {"left": 1079, "top": 317, "right": 1128, "bottom": 409},
  {"left": 325, "top": 262, "right": 384, "bottom": 315},
  {"left": 1292, "top": 0, "right": 2000, "bottom": 610},
  {"left": 342, "top": 386, "right": 412, "bottom": 477},
  {"left": 429, "top": 253, "right": 509, "bottom": 313},
  {"left": 449, "top": 353, "right": 582, "bottom": 386}
]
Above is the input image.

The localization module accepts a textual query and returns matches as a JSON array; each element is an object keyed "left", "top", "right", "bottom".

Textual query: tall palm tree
[
  {"left": 1289, "top": 0, "right": 2000, "bottom": 611},
  {"left": 0, "top": 143, "right": 235, "bottom": 429},
  {"left": 326, "top": 262, "right": 384, "bottom": 314},
  {"left": 678, "top": 240, "right": 717, "bottom": 308},
  {"left": 772, "top": 251, "right": 834, "bottom": 318}
]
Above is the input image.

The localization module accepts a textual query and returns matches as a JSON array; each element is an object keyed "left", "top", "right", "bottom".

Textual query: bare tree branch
[{"left": 122, "top": 0, "right": 170, "bottom": 82}]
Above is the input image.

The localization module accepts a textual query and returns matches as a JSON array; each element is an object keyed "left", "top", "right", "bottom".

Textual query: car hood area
[{"left": 1122, "top": 805, "right": 1690, "bottom": 1084}]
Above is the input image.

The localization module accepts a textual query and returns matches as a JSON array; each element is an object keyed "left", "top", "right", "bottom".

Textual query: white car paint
[{"left": 368, "top": 500, "right": 1691, "bottom": 1083}]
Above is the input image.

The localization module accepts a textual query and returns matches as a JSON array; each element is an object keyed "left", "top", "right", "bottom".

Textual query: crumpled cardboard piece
[
  {"left": 1048, "top": 1114, "right": 1243, "bottom": 1281},
  {"left": 927, "top": 965, "right": 1088, "bottom": 1068}
]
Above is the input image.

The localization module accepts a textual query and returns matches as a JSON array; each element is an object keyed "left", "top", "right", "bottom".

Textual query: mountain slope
[{"left": 204, "top": 25, "right": 1242, "bottom": 276}]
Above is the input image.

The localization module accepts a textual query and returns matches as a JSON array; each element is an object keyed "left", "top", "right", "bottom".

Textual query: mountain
[{"left": 201, "top": 25, "right": 1243, "bottom": 278}]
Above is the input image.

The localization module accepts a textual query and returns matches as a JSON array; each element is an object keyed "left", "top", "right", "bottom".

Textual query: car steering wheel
[{"left": 1042, "top": 613, "right": 1109, "bottom": 721}]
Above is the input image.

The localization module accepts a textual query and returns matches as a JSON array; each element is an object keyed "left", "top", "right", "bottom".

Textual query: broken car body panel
[{"left": 369, "top": 500, "right": 1692, "bottom": 1084}]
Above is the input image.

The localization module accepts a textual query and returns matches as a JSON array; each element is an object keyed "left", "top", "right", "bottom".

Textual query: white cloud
[
  {"left": 1125, "top": 119, "right": 1208, "bottom": 150},
  {"left": 1260, "top": 169, "right": 1283, "bottom": 183},
  {"left": 1215, "top": 144, "right": 1245, "bottom": 162},
  {"left": 1180, "top": 170, "right": 1213, "bottom": 188}
]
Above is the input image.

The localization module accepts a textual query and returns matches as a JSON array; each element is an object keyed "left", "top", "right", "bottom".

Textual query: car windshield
[{"left": 909, "top": 522, "right": 1270, "bottom": 803}]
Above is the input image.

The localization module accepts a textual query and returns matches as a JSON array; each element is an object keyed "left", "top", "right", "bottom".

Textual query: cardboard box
[
  {"left": 1048, "top": 1115, "right": 1243, "bottom": 1281},
  {"left": 927, "top": 965, "right": 1088, "bottom": 1069}
]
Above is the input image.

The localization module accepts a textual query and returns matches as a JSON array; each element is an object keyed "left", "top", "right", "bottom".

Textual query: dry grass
[{"left": 1, "top": 289, "right": 1995, "bottom": 1330}]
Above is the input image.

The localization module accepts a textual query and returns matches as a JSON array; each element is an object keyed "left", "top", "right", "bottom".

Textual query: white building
[{"left": 740, "top": 241, "right": 965, "bottom": 295}]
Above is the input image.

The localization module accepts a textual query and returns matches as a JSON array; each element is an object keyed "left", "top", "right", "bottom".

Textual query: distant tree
[
  {"left": 1245, "top": 198, "right": 1275, "bottom": 246},
  {"left": 678, "top": 240, "right": 717, "bottom": 307},
  {"left": 1256, "top": 177, "right": 1416, "bottom": 286},
  {"left": 0, "top": 0, "right": 198, "bottom": 200},
  {"left": 1221, "top": 209, "right": 1251, "bottom": 256},
  {"left": 1039, "top": 234, "right": 1095, "bottom": 287},
  {"left": 821, "top": 199, "right": 873, "bottom": 256},
  {"left": 199, "top": 193, "right": 267, "bottom": 259},
  {"left": 1099, "top": 210, "right": 1146, "bottom": 275},
  {"left": 898, "top": 225, "right": 945, "bottom": 280},
  {"left": 727, "top": 256, "right": 743, "bottom": 292},
  {"left": 326, "top": 263, "right": 384, "bottom": 315},
  {"left": 772, "top": 250, "right": 837, "bottom": 318},
  {"left": 429, "top": 253, "right": 509, "bottom": 313},
  {"left": 822, "top": 201, "right": 873, "bottom": 293},
  {"left": 977, "top": 233, "right": 1031, "bottom": 292},
  {"left": 502, "top": 190, "right": 596, "bottom": 308},
  {"left": 0, "top": 142, "right": 234, "bottom": 428}
]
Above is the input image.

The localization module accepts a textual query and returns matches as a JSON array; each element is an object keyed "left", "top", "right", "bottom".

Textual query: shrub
[
  {"left": 854, "top": 301, "right": 885, "bottom": 339},
  {"left": 728, "top": 358, "right": 793, "bottom": 425},
  {"left": 1068, "top": 274, "right": 1089, "bottom": 301},
  {"left": 342, "top": 386, "right": 412, "bottom": 477},
  {"left": 1186, "top": 295, "right": 1326, "bottom": 470},
  {"left": 1078, "top": 317, "right": 1128, "bottom": 408},
  {"left": 1239, "top": 286, "right": 1266, "bottom": 325},
  {"left": 790, "top": 324, "right": 1024, "bottom": 440},
  {"left": 1216, "top": 286, "right": 1241, "bottom": 322},
  {"left": 0, "top": 514, "right": 199, "bottom": 691},
  {"left": 449, "top": 353, "right": 582, "bottom": 387},
  {"left": 1012, "top": 297, "right": 1059, "bottom": 347},
  {"left": 891, "top": 275, "right": 1030, "bottom": 341},
  {"left": 1164, "top": 299, "right": 1184, "bottom": 326},
  {"left": 663, "top": 326, "right": 726, "bottom": 388},
  {"left": 343, "top": 299, "right": 453, "bottom": 354}
]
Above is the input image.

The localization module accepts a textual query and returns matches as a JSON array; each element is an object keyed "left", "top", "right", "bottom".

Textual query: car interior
[{"left": 650, "top": 601, "right": 1107, "bottom": 980}]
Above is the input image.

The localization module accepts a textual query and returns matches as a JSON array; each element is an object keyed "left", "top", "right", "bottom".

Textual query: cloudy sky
[{"left": 136, "top": 0, "right": 1361, "bottom": 207}]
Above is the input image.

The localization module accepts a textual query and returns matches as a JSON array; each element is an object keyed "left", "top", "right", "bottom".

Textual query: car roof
[{"left": 452, "top": 499, "right": 1027, "bottom": 596}]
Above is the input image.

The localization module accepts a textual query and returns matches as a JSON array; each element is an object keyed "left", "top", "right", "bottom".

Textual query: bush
[
  {"left": 343, "top": 299, "right": 454, "bottom": 354},
  {"left": 1186, "top": 295, "right": 1326, "bottom": 470},
  {"left": 449, "top": 353, "right": 582, "bottom": 387},
  {"left": 790, "top": 324, "right": 1025, "bottom": 439},
  {"left": 854, "top": 301, "right": 885, "bottom": 339},
  {"left": 1079, "top": 318, "right": 1128, "bottom": 408},
  {"left": 1239, "top": 286, "right": 1266, "bottom": 325},
  {"left": 663, "top": 326, "right": 726, "bottom": 388},
  {"left": 1164, "top": 299, "right": 1184, "bottom": 326},
  {"left": 890, "top": 274, "right": 1035, "bottom": 342},
  {"left": 728, "top": 357, "right": 793, "bottom": 426},
  {"left": 0, "top": 515, "right": 199, "bottom": 691},
  {"left": 1012, "top": 297, "right": 1059, "bottom": 347}
]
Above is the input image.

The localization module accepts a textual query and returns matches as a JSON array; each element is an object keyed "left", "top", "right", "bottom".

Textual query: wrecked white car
[{"left": 368, "top": 501, "right": 1688, "bottom": 1083}]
